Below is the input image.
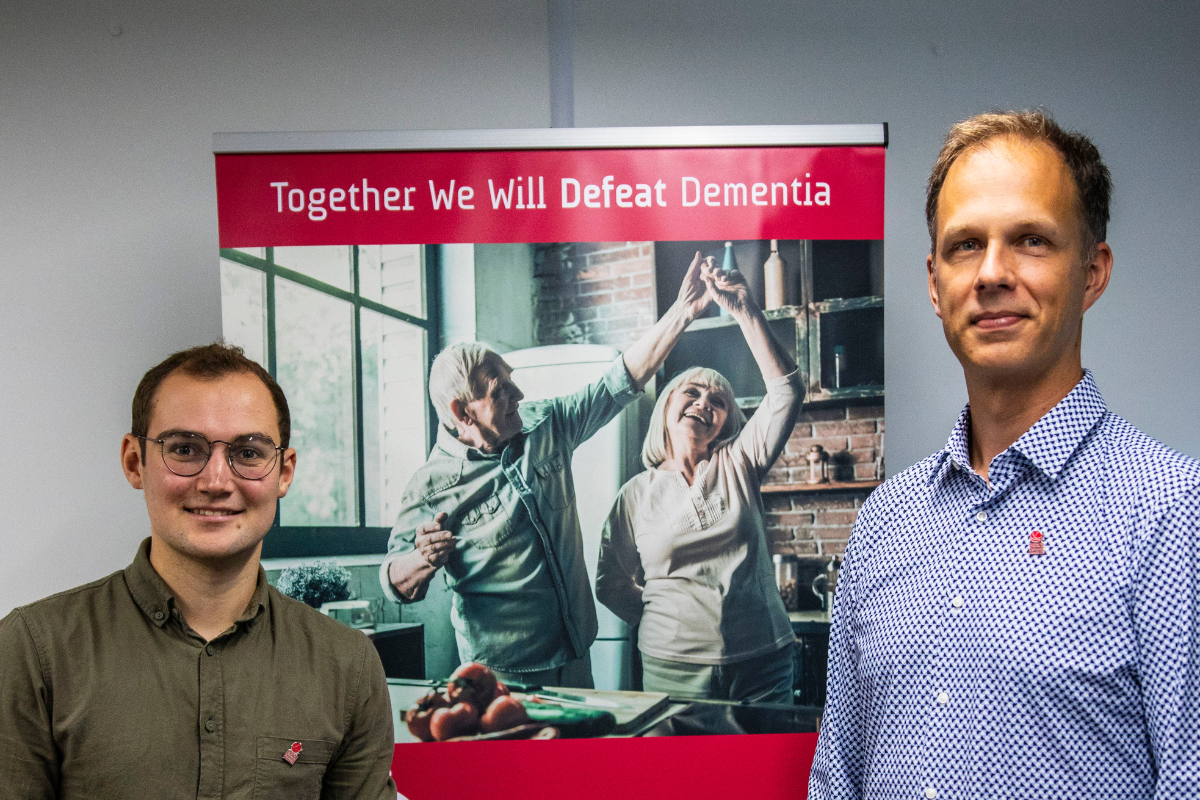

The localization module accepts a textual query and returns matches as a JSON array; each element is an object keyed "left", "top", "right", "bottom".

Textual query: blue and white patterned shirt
[{"left": 810, "top": 371, "right": 1200, "bottom": 800}]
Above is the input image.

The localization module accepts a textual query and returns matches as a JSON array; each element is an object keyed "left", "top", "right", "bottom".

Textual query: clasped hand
[
  {"left": 415, "top": 512, "right": 456, "bottom": 569},
  {"left": 677, "top": 250, "right": 753, "bottom": 319}
]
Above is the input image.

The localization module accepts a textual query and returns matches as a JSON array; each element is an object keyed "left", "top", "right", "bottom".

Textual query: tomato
[
  {"left": 429, "top": 702, "right": 481, "bottom": 741},
  {"left": 404, "top": 691, "right": 451, "bottom": 742},
  {"left": 446, "top": 662, "right": 499, "bottom": 712},
  {"left": 479, "top": 695, "right": 531, "bottom": 734}
]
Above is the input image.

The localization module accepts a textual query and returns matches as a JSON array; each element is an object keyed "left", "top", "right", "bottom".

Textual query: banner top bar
[{"left": 213, "top": 124, "right": 888, "bottom": 154}]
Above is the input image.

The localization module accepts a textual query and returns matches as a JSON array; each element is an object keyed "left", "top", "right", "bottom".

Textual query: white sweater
[{"left": 596, "top": 372, "right": 802, "bottom": 665}]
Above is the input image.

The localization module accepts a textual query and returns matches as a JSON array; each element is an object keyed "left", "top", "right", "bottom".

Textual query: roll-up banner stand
[{"left": 214, "top": 124, "right": 886, "bottom": 800}]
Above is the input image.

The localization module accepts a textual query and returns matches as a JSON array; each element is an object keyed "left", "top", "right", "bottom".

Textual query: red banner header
[{"left": 215, "top": 146, "right": 884, "bottom": 246}]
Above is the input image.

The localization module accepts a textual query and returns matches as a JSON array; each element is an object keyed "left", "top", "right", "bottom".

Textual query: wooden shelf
[{"left": 761, "top": 480, "right": 881, "bottom": 494}]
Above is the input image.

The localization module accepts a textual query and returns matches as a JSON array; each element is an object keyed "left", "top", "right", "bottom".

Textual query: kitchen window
[{"left": 219, "top": 245, "right": 438, "bottom": 557}]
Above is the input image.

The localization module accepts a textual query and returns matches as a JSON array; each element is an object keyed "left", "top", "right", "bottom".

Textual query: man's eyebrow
[{"left": 149, "top": 428, "right": 277, "bottom": 441}]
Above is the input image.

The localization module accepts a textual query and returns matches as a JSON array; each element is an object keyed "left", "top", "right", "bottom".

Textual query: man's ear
[
  {"left": 1081, "top": 242, "right": 1113, "bottom": 313},
  {"left": 120, "top": 434, "right": 146, "bottom": 490},
  {"left": 449, "top": 398, "right": 474, "bottom": 431},
  {"left": 927, "top": 253, "right": 943, "bottom": 319},
  {"left": 276, "top": 448, "right": 297, "bottom": 498}
]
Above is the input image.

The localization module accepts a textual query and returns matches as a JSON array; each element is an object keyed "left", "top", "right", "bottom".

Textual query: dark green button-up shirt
[{"left": 0, "top": 539, "right": 397, "bottom": 799}]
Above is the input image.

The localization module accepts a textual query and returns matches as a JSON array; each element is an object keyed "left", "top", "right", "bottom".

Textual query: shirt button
[
  {"left": 205, "top": 718, "right": 215, "bottom": 733},
  {"left": 153, "top": 611, "right": 165, "bottom": 621},
  {"left": 205, "top": 645, "right": 215, "bottom": 656},
  {"left": 937, "top": 691, "right": 949, "bottom": 705},
  {"left": 925, "top": 788, "right": 938, "bottom": 799},
  {"left": 952, "top": 596, "right": 964, "bottom": 609},
  {"left": 975, "top": 510, "right": 987, "bottom": 522}
]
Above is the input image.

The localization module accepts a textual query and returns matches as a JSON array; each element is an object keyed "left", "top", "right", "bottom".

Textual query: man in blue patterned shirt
[{"left": 811, "top": 110, "right": 1199, "bottom": 799}]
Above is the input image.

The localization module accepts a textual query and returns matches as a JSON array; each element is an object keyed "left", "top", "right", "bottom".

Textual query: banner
[
  {"left": 214, "top": 125, "right": 886, "bottom": 800},
  {"left": 215, "top": 145, "right": 883, "bottom": 245}
]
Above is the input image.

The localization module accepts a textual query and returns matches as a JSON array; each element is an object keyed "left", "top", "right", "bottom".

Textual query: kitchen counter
[{"left": 387, "top": 680, "right": 821, "bottom": 742}]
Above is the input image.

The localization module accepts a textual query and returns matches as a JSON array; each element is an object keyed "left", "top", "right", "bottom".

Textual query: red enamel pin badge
[
  {"left": 1028, "top": 530, "right": 1046, "bottom": 555},
  {"left": 283, "top": 742, "right": 302, "bottom": 765}
]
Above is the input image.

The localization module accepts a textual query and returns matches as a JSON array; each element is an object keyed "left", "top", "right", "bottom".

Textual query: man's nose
[
  {"left": 196, "top": 443, "right": 235, "bottom": 488},
  {"left": 975, "top": 241, "right": 1017, "bottom": 290}
]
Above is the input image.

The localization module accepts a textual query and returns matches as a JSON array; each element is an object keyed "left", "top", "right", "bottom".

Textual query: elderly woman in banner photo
[{"left": 596, "top": 256, "right": 802, "bottom": 703}]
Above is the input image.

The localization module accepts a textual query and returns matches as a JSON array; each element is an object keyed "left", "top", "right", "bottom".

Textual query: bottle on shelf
[
  {"left": 764, "top": 239, "right": 786, "bottom": 309},
  {"left": 719, "top": 241, "right": 736, "bottom": 316}
]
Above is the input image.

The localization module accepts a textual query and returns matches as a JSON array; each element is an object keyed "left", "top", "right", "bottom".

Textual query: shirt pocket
[
  {"left": 253, "top": 736, "right": 336, "bottom": 800},
  {"left": 533, "top": 452, "right": 574, "bottom": 511},
  {"left": 456, "top": 493, "right": 512, "bottom": 549}
]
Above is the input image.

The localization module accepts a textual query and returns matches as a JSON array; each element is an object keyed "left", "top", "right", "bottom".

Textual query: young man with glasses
[{"left": 0, "top": 343, "right": 397, "bottom": 799}]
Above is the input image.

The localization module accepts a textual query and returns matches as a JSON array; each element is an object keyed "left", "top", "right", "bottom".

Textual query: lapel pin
[
  {"left": 283, "top": 742, "right": 302, "bottom": 765},
  {"left": 1028, "top": 530, "right": 1045, "bottom": 556}
]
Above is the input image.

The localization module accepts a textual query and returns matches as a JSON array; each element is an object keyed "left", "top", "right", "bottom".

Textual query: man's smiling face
[
  {"left": 927, "top": 135, "right": 1111, "bottom": 384},
  {"left": 121, "top": 370, "right": 295, "bottom": 567}
]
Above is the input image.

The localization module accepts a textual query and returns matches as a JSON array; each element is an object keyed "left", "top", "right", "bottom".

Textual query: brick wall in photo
[
  {"left": 532, "top": 242, "right": 657, "bottom": 348},
  {"left": 763, "top": 403, "right": 884, "bottom": 556}
]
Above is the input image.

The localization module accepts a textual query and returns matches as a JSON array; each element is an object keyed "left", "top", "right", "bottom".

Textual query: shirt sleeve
[
  {"left": 545, "top": 355, "right": 641, "bottom": 451},
  {"left": 378, "top": 485, "right": 433, "bottom": 604},
  {"left": 807, "top": 511, "right": 870, "bottom": 800},
  {"left": 1133, "top": 480, "right": 1200, "bottom": 795},
  {"left": 321, "top": 634, "right": 398, "bottom": 800},
  {"left": 595, "top": 489, "right": 645, "bottom": 628},
  {"left": 0, "top": 610, "right": 58, "bottom": 800},
  {"left": 727, "top": 370, "right": 803, "bottom": 481}
]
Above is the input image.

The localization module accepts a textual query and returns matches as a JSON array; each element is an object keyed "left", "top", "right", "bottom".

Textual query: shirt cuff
[
  {"left": 377, "top": 556, "right": 407, "bottom": 604},
  {"left": 603, "top": 354, "right": 641, "bottom": 405}
]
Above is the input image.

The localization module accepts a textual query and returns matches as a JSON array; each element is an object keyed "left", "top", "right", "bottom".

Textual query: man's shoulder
[
  {"left": 862, "top": 451, "right": 946, "bottom": 513},
  {"left": 401, "top": 448, "right": 466, "bottom": 503},
  {"left": 267, "top": 585, "right": 372, "bottom": 651},
  {"left": 6, "top": 569, "right": 127, "bottom": 636},
  {"left": 1096, "top": 411, "right": 1200, "bottom": 501}
]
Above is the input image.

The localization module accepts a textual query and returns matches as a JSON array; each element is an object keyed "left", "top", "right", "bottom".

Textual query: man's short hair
[
  {"left": 428, "top": 342, "right": 507, "bottom": 430},
  {"left": 641, "top": 367, "right": 746, "bottom": 469},
  {"left": 131, "top": 342, "right": 291, "bottom": 448},
  {"left": 926, "top": 109, "right": 1112, "bottom": 255}
]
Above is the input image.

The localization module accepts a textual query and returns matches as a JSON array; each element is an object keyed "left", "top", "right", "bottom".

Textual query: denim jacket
[{"left": 379, "top": 356, "right": 639, "bottom": 672}]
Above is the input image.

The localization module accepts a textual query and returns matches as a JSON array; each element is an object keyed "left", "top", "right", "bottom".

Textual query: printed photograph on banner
[{"left": 218, "top": 236, "right": 883, "bottom": 743}]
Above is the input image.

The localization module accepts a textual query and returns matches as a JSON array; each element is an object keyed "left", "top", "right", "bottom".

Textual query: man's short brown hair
[
  {"left": 926, "top": 109, "right": 1112, "bottom": 255},
  {"left": 131, "top": 342, "right": 291, "bottom": 449}
]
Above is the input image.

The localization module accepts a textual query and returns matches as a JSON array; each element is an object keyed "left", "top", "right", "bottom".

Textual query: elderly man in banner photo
[
  {"left": 0, "top": 343, "right": 397, "bottom": 800},
  {"left": 809, "top": 110, "right": 1200, "bottom": 799},
  {"left": 380, "top": 254, "right": 718, "bottom": 688}
]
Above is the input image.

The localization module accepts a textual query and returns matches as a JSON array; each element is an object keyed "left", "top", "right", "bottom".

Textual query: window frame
[{"left": 219, "top": 245, "right": 440, "bottom": 557}]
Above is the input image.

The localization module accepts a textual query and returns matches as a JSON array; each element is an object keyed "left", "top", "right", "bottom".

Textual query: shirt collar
[
  {"left": 125, "top": 537, "right": 270, "bottom": 629},
  {"left": 436, "top": 422, "right": 526, "bottom": 462},
  {"left": 936, "top": 370, "right": 1107, "bottom": 483}
]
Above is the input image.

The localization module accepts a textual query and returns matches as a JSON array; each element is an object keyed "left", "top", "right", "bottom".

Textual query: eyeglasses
[{"left": 137, "top": 432, "right": 284, "bottom": 481}]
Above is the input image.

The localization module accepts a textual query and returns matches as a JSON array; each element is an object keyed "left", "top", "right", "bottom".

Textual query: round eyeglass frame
[{"left": 136, "top": 433, "right": 284, "bottom": 481}]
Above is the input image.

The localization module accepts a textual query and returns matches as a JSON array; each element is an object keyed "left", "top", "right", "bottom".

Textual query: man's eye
[
  {"left": 1023, "top": 236, "right": 1045, "bottom": 247},
  {"left": 954, "top": 240, "right": 980, "bottom": 252}
]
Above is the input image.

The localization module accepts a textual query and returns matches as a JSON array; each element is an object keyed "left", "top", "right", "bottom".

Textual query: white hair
[
  {"left": 428, "top": 342, "right": 507, "bottom": 429},
  {"left": 642, "top": 367, "right": 745, "bottom": 469}
]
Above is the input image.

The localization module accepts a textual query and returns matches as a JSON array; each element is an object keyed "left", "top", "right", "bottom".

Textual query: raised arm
[
  {"left": 704, "top": 265, "right": 802, "bottom": 476},
  {"left": 620, "top": 252, "right": 713, "bottom": 391}
]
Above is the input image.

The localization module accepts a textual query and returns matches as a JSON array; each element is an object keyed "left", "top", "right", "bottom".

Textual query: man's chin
[{"left": 160, "top": 528, "right": 265, "bottom": 566}]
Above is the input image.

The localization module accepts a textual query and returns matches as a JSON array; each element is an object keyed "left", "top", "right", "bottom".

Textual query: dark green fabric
[{"left": 0, "top": 539, "right": 396, "bottom": 799}]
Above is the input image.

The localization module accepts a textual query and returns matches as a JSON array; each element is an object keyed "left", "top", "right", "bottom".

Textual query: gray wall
[{"left": 3, "top": 0, "right": 1197, "bottom": 615}]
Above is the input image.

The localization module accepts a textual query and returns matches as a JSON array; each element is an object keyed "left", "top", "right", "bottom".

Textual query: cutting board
[{"left": 526, "top": 688, "right": 670, "bottom": 735}]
